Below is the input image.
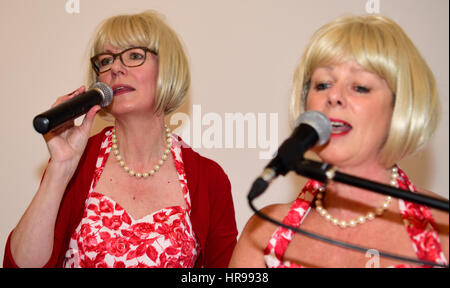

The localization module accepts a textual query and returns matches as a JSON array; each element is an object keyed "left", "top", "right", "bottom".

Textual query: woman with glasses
[{"left": 4, "top": 10, "right": 237, "bottom": 268}]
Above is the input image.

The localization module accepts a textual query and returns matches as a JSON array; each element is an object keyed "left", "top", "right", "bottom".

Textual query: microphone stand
[
  {"left": 247, "top": 158, "right": 449, "bottom": 267},
  {"left": 294, "top": 159, "right": 449, "bottom": 212}
]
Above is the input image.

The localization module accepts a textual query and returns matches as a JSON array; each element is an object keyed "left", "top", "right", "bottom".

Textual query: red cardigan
[{"left": 4, "top": 127, "right": 238, "bottom": 268}]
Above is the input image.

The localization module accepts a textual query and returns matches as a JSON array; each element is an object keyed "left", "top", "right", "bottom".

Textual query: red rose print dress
[
  {"left": 63, "top": 128, "right": 200, "bottom": 268},
  {"left": 264, "top": 166, "right": 448, "bottom": 268}
]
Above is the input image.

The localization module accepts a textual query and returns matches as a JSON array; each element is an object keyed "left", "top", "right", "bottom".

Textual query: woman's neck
[
  {"left": 319, "top": 162, "right": 395, "bottom": 219},
  {"left": 113, "top": 114, "right": 167, "bottom": 171}
]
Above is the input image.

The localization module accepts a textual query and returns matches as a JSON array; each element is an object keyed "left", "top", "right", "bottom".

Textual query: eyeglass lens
[{"left": 94, "top": 48, "right": 147, "bottom": 73}]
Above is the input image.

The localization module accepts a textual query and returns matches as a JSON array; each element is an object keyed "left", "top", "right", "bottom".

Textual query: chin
[{"left": 314, "top": 146, "right": 350, "bottom": 167}]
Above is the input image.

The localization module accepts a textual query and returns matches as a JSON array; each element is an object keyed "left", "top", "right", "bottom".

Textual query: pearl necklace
[
  {"left": 315, "top": 166, "right": 399, "bottom": 228},
  {"left": 111, "top": 126, "right": 172, "bottom": 179}
]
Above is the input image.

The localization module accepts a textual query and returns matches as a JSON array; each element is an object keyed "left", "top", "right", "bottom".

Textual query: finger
[
  {"left": 51, "top": 86, "right": 86, "bottom": 108},
  {"left": 67, "top": 86, "right": 86, "bottom": 97},
  {"left": 42, "top": 120, "right": 75, "bottom": 142},
  {"left": 80, "top": 105, "right": 101, "bottom": 132}
]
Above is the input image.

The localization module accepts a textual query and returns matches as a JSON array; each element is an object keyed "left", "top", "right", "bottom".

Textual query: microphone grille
[
  {"left": 91, "top": 82, "right": 113, "bottom": 107},
  {"left": 295, "top": 111, "right": 331, "bottom": 146}
]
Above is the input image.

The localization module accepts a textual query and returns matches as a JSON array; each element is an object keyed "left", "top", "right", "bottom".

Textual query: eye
[
  {"left": 128, "top": 52, "right": 145, "bottom": 60},
  {"left": 314, "top": 82, "right": 331, "bottom": 91},
  {"left": 354, "top": 85, "right": 371, "bottom": 94},
  {"left": 98, "top": 56, "right": 113, "bottom": 67}
]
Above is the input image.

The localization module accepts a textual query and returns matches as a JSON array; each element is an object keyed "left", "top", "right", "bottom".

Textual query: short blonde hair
[
  {"left": 290, "top": 15, "right": 440, "bottom": 167},
  {"left": 87, "top": 10, "right": 190, "bottom": 115}
]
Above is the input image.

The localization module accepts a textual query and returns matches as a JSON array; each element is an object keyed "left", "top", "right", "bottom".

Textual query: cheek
[
  {"left": 304, "top": 93, "right": 321, "bottom": 111},
  {"left": 137, "top": 66, "right": 158, "bottom": 90},
  {"left": 358, "top": 105, "right": 392, "bottom": 148},
  {"left": 98, "top": 74, "right": 109, "bottom": 84}
]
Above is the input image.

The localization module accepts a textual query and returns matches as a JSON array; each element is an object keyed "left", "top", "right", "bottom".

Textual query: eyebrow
[{"left": 315, "top": 65, "right": 371, "bottom": 74}]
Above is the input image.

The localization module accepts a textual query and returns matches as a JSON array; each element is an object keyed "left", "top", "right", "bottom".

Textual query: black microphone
[
  {"left": 249, "top": 111, "right": 331, "bottom": 200},
  {"left": 33, "top": 82, "right": 113, "bottom": 134}
]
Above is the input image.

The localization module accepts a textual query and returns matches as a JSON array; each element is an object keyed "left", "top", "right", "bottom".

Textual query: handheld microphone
[
  {"left": 33, "top": 82, "right": 113, "bottom": 134},
  {"left": 249, "top": 111, "right": 331, "bottom": 200}
]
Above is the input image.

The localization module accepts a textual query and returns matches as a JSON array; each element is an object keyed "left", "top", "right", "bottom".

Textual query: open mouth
[
  {"left": 112, "top": 85, "right": 136, "bottom": 96},
  {"left": 330, "top": 118, "right": 352, "bottom": 135}
]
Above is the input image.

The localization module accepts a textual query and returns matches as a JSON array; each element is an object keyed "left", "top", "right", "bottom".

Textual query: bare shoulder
[{"left": 228, "top": 202, "right": 292, "bottom": 267}]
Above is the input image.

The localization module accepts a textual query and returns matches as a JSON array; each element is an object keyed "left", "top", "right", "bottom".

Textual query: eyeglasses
[{"left": 90, "top": 47, "right": 157, "bottom": 74}]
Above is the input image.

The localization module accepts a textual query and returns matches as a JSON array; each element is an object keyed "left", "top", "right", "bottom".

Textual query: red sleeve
[
  {"left": 3, "top": 232, "right": 19, "bottom": 268},
  {"left": 3, "top": 173, "right": 76, "bottom": 268},
  {"left": 3, "top": 128, "right": 108, "bottom": 268},
  {"left": 202, "top": 165, "right": 238, "bottom": 267}
]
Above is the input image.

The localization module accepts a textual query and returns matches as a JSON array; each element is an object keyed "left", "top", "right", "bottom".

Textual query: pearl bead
[
  {"left": 314, "top": 166, "right": 397, "bottom": 228},
  {"left": 112, "top": 126, "right": 172, "bottom": 179},
  {"left": 358, "top": 216, "right": 366, "bottom": 224}
]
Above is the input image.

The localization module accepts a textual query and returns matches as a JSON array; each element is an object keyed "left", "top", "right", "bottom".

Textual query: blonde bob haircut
[
  {"left": 290, "top": 15, "right": 440, "bottom": 167},
  {"left": 87, "top": 10, "right": 190, "bottom": 115}
]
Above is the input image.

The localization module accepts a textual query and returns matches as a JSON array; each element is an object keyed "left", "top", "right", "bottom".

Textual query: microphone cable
[{"left": 247, "top": 188, "right": 449, "bottom": 268}]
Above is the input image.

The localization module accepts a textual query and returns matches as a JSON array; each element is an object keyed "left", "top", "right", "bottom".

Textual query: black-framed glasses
[{"left": 90, "top": 47, "right": 157, "bottom": 74}]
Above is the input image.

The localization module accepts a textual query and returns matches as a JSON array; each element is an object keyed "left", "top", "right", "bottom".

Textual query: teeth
[{"left": 331, "top": 121, "right": 345, "bottom": 127}]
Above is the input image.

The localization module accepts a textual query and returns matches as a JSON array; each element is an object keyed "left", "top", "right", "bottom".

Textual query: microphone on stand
[
  {"left": 247, "top": 110, "right": 449, "bottom": 211},
  {"left": 33, "top": 82, "right": 113, "bottom": 134},
  {"left": 248, "top": 111, "right": 331, "bottom": 200}
]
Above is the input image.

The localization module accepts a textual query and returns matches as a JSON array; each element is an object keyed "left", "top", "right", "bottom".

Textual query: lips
[
  {"left": 112, "top": 84, "right": 136, "bottom": 96},
  {"left": 329, "top": 118, "right": 352, "bottom": 136}
]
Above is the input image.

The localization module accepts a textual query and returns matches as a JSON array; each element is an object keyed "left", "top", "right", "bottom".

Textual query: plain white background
[{"left": 0, "top": 0, "right": 448, "bottom": 266}]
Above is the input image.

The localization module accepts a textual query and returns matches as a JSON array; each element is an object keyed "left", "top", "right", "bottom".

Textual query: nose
[
  {"left": 110, "top": 55, "right": 127, "bottom": 78},
  {"left": 327, "top": 82, "right": 346, "bottom": 107}
]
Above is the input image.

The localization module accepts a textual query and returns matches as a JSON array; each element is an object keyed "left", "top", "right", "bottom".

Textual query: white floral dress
[
  {"left": 264, "top": 166, "right": 448, "bottom": 268},
  {"left": 63, "top": 128, "right": 200, "bottom": 268}
]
